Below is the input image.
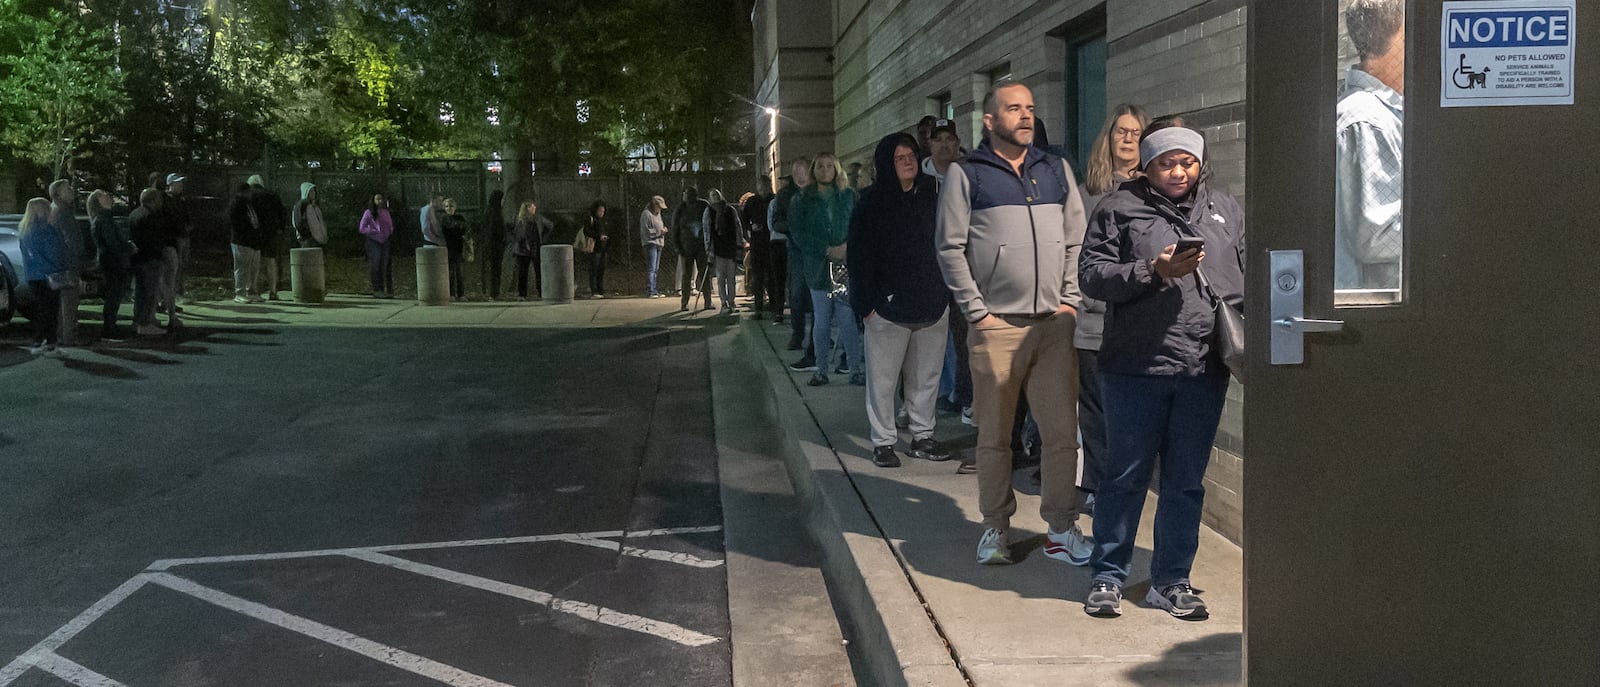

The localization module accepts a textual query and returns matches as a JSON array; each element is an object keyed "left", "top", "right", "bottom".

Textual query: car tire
[{"left": 0, "top": 274, "right": 13, "bottom": 325}]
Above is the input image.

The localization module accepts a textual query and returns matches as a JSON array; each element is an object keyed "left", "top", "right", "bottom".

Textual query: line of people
[{"left": 751, "top": 82, "right": 1244, "bottom": 622}]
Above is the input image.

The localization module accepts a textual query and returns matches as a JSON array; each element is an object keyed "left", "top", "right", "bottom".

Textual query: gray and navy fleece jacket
[{"left": 936, "top": 140, "right": 1088, "bottom": 322}]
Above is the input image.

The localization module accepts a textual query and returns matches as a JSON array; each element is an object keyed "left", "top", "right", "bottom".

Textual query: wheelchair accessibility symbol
[{"left": 1452, "top": 54, "right": 1490, "bottom": 89}]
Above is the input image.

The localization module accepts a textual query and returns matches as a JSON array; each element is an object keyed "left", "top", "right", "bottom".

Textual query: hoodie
[
  {"left": 294, "top": 183, "right": 328, "bottom": 247},
  {"left": 1078, "top": 179, "right": 1245, "bottom": 377},
  {"left": 847, "top": 134, "right": 950, "bottom": 325},
  {"left": 702, "top": 198, "right": 743, "bottom": 259}
]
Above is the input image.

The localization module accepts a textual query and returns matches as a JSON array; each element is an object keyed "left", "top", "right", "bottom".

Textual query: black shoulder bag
[{"left": 1195, "top": 267, "right": 1245, "bottom": 383}]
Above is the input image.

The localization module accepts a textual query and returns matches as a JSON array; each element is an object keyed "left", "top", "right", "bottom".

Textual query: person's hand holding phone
[{"left": 1154, "top": 239, "right": 1205, "bottom": 280}]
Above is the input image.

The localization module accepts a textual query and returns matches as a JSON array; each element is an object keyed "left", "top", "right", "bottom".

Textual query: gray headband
[{"left": 1139, "top": 127, "right": 1206, "bottom": 168}]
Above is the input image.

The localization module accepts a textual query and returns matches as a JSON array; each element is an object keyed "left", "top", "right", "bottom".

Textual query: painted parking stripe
[
  {"left": 29, "top": 652, "right": 125, "bottom": 687},
  {"left": 345, "top": 551, "right": 721, "bottom": 647},
  {"left": 561, "top": 538, "right": 725, "bottom": 568},
  {"left": 0, "top": 576, "right": 151, "bottom": 687},
  {"left": 144, "top": 573, "right": 514, "bottom": 687},
  {"left": 625, "top": 525, "right": 723, "bottom": 537},
  {"left": 145, "top": 525, "right": 723, "bottom": 570}
]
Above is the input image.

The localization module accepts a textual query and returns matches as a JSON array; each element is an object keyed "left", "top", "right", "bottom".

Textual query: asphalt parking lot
[{"left": 0, "top": 320, "right": 734, "bottom": 686}]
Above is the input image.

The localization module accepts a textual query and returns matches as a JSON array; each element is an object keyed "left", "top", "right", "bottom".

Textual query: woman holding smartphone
[{"left": 1077, "top": 121, "right": 1244, "bottom": 621}]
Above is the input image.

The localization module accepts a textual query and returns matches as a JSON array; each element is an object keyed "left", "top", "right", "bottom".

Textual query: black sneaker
[
  {"left": 909, "top": 438, "right": 951, "bottom": 462},
  {"left": 1145, "top": 583, "right": 1209, "bottom": 620},
  {"left": 835, "top": 358, "right": 849, "bottom": 375},
  {"left": 849, "top": 372, "right": 865, "bottom": 386},
  {"left": 806, "top": 374, "right": 829, "bottom": 387},
  {"left": 872, "top": 445, "right": 901, "bottom": 468},
  {"left": 1084, "top": 581, "right": 1123, "bottom": 618},
  {"left": 789, "top": 357, "right": 817, "bottom": 372},
  {"left": 786, "top": 335, "right": 803, "bottom": 350}
]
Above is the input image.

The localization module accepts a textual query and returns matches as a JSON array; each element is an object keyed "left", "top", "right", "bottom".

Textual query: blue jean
[
  {"left": 644, "top": 244, "right": 662, "bottom": 295},
  {"left": 1090, "top": 371, "right": 1229, "bottom": 589},
  {"left": 809, "top": 289, "right": 861, "bottom": 380}
]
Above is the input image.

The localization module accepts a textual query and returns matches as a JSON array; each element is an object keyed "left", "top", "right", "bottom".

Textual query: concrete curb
[{"left": 736, "top": 319, "right": 968, "bottom": 687}]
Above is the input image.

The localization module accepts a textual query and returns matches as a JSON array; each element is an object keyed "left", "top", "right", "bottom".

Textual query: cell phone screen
[{"left": 1175, "top": 239, "right": 1205, "bottom": 254}]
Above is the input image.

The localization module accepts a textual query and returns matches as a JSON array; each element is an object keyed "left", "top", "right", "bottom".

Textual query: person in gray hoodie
[
  {"left": 293, "top": 182, "right": 328, "bottom": 249},
  {"left": 1078, "top": 122, "right": 1245, "bottom": 621},
  {"left": 936, "top": 81, "right": 1093, "bottom": 569}
]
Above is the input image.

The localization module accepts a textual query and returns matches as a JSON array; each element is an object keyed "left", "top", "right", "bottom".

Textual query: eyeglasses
[
  {"left": 1115, "top": 127, "right": 1143, "bottom": 140},
  {"left": 893, "top": 154, "right": 918, "bottom": 164}
]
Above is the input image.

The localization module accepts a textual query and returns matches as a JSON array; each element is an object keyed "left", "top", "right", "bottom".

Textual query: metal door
[{"left": 1244, "top": 1, "right": 1598, "bottom": 683}]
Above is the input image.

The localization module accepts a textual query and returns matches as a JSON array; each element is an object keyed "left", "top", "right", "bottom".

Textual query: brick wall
[{"left": 787, "top": 0, "right": 1254, "bottom": 544}]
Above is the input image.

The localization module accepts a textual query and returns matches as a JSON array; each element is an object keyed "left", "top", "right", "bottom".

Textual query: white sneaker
[
  {"left": 1044, "top": 524, "right": 1094, "bottom": 566},
  {"left": 976, "top": 528, "right": 1013, "bottom": 565},
  {"left": 961, "top": 406, "right": 974, "bottom": 426},
  {"left": 233, "top": 296, "right": 249, "bottom": 304},
  {"left": 26, "top": 342, "right": 48, "bottom": 355}
]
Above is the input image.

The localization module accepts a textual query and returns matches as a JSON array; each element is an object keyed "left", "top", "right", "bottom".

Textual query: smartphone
[{"left": 1174, "top": 238, "right": 1205, "bottom": 255}]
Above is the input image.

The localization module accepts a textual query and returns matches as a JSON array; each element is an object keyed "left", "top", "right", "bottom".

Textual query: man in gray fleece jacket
[{"left": 936, "top": 81, "right": 1093, "bottom": 567}]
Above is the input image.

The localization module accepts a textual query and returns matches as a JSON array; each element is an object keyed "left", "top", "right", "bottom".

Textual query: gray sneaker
[
  {"left": 1084, "top": 581, "right": 1123, "bottom": 617},
  {"left": 1145, "top": 583, "right": 1209, "bottom": 620}
]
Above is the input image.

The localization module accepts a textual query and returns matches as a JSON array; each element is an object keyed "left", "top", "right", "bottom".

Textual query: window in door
[{"left": 1334, "top": 0, "right": 1407, "bottom": 306}]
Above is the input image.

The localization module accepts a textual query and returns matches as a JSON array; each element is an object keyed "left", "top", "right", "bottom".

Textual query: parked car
[{"left": 0, "top": 213, "right": 33, "bottom": 325}]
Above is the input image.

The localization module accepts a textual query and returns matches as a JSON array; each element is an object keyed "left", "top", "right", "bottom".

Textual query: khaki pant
[
  {"left": 968, "top": 312, "right": 1081, "bottom": 532},
  {"left": 864, "top": 312, "right": 948, "bottom": 447}
]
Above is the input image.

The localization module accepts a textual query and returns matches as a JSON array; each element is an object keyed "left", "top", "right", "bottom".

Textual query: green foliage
[
  {"left": 0, "top": 2, "right": 127, "bottom": 177},
  {"left": 0, "top": 0, "right": 753, "bottom": 188}
]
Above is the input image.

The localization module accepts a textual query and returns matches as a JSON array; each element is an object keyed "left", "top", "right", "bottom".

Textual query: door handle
[
  {"left": 1274, "top": 317, "right": 1345, "bottom": 333},
  {"left": 1269, "top": 250, "right": 1343, "bottom": 365}
]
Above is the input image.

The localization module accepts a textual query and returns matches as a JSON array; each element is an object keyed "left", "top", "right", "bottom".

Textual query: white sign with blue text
[{"left": 1441, "top": 0, "right": 1576, "bottom": 107}]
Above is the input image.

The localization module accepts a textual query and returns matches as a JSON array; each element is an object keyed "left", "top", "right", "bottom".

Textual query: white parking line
[
  {"left": 346, "top": 551, "right": 721, "bottom": 647},
  {"left": 146, "top": 531, "right": 628, "bottom": 570},
  {"left": 0, "top": 576, "right": 150, "bottom": 686},
  {"left": 145, "top": 573, "right": 514, "bottom": 687},
  {"left": 145, "top": 525, "right": 724, "bottom": 570},
  {"left": 561, "top": 538, "right": 725, "bottom": 568},
  {"left": 29, "top": 652, "right": 125, "bottom": 687}
]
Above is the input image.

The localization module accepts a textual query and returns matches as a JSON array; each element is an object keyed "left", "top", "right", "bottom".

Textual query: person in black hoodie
[
  {"left": 1078, "top": 123, "right": 1245, "bottom": 621},
  {"left": 848, "top": 133, "right": 953, "bottom": 468},
  {"left": 702, "top": 189, "right": 743, "bottom": 314},
  {"left": 672, "top": 189, "right": 711, "bottom": 311}
]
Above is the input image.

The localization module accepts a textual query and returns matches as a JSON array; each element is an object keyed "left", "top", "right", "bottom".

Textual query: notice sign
[{"left": 1442, "top": 0, "right": 1576, "bottom": 107}]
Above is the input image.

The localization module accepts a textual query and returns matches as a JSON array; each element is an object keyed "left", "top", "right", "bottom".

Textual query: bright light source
[{"left": 763, "top": 107, "right": 778, "bottom": 116}]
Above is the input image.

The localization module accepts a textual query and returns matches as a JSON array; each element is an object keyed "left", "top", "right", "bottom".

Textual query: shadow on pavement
[
  {"left": 1124, "top": 633, "right": 1242, "bottom": 686},
  {"left": 61, "top": 356, "right": 144, "bottom": 380}
]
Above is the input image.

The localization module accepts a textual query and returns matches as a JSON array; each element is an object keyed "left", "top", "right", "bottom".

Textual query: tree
[{"left": 0, "top": 3, "right": 127, "bottom": 178}]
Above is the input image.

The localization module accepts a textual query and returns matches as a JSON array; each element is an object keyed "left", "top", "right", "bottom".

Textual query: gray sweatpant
[{"left": 863, "top": 312, "right": 948, "bottom": 447}]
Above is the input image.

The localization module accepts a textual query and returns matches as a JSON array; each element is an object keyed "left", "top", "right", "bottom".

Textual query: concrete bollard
[
  {"left": 540, "top": 244, "right": 575, "bottom": 304},
  {"left": 289, "top": 247, "right": 326, "bottom": 304},
  {"left": 415, "top": 245, "right": 450, "bottom": 306}
]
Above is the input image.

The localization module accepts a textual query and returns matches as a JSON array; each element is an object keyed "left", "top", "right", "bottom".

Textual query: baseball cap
[
  {"left": 166, "top": 173, "right": 186, "bottom": 185},
  {"left": 931, "top": 119, "right": 960, "bottom": 139}
]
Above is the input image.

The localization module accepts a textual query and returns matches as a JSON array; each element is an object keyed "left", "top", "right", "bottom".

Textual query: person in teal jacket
[{"left": 788, "top": 153, "right": 860, "bottom": 386}]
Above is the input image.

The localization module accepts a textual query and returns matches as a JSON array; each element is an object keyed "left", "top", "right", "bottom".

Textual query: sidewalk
[
  {"left": 161, "top": 293, "right": 711, "bottom": 329},
  {"left": 740, "top": 318, "right": 1244, "bottom": 687}
]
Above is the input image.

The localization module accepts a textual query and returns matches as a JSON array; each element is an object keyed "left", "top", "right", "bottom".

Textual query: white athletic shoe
[
  {"left": 976, "top": 528, "right": 1013, "bottom": 565},
  {"left": 1043, "top": 524, "right": 1094, "bottom": 566}
]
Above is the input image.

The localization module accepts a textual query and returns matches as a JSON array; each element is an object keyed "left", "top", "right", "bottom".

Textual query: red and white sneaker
[{"left": 1043, "top": 524, "right": 1093, "bottom": 566}]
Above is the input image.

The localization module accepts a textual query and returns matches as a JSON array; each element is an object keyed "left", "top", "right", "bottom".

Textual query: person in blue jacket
[
  {"left": 18, "top": 197, "right": 67, "bottom": 355},
  {"left": 1078, "top": 122, "right": 1245, "bottom": 621}
]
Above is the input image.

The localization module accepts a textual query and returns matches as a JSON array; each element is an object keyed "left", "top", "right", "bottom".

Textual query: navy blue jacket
[
  {"left": 848, "top": 134, "right": 950, "bottom": 325},
  {"left": 1079, "top": 179, "right": 1245, "bottom": 377}
]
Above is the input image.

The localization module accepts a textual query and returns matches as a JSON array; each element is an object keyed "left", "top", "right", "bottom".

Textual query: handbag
[
  {"left": 828, "top": 260, "right": 849, "bottom": 298},
  {"left": 1195, "top": 267, "right": 1245, "bottom": 383},
  {"left": 573, "top": 230, "right": 595, "bottom": 254}
]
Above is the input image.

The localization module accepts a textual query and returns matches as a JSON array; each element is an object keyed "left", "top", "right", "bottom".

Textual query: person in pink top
[{"left": 359, "top": 192, "right": 395, "bottom": 298}]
